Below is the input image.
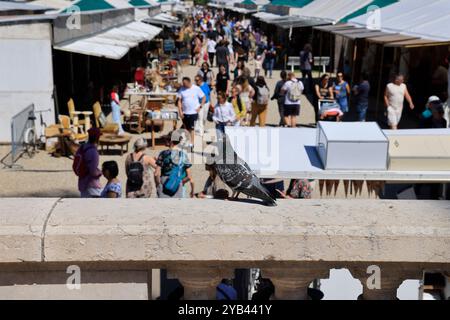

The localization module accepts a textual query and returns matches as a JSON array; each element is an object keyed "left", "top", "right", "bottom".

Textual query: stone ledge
[
  {"left": 1, "top": 199, "right": 450, "bottom": 265},
  {"left": 0, "top": 198, "right": 59, "bottom": 263}
]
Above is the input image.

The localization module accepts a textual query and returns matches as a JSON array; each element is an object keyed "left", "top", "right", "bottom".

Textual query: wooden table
[
  {"left": 98, "top": 134, "right": 131, "bottom": 155},
  {"left": 125, "top": 90, "right": 178, "bottom": 134},
  {"left": 125, "top": 90, "right": 178, "bottom": 108},
  {"left": 146, "top": 110, "right": 179, "bottom": 150}
]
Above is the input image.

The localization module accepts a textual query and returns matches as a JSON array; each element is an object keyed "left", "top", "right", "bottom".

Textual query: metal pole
[
  {"left": 319, "top": 31, "right": 323, "bottom": 78},
  {"left": 70, "top": 53, "right": 74, "bottom": 95},
  {"left": 375, "top": 44, "right": 385, "bottom": 120},
  {"left": 350, "top": 40, "right": 357, "bottom": 87}
]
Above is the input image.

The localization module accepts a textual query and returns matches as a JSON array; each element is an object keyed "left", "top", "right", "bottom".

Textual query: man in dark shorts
[
  {"left": 177, "top": 77, "right": 206, "bottom": 148},
  {"left": 281, "top": 72, "right": 304, "bottom": 127}
]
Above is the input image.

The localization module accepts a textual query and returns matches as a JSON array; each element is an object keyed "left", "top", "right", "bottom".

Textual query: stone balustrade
[{"left": 0, "top": 198, "right": 449, "bottom": 300}]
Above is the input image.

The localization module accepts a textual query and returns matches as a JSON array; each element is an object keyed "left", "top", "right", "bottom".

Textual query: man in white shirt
[
  {"left": 281, "top": 72, "right": 304, "bottom": 128},
  {"left": 207, "top": 38, "right": 217, "bottom": 67},
  {"left": 177, "top": 77, "right": 206, "bottom": 148}
]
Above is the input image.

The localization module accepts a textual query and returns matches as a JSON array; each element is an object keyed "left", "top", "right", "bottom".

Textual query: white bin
[{"left": 316, "top": 121, "right": 389, "bottom": 171}]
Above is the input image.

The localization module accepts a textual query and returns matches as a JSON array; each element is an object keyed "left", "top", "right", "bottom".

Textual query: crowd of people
[
  {"left": 174, "top": 9, "right": 369, "bottom": 132},
  {"left": 74, "top": 7, "right": 449, "bottom": 201}
]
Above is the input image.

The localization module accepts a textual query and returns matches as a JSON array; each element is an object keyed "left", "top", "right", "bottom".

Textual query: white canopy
[
  {"left": 253, "top": 11, "right": 282, "bottom": 22},
  {"left": 30, "top": 0, "right": 71, "bottom": 10},
  {"left": 291, "top": 0, "right": 372, "bottom": 24},
  {"left": 264, "top": 0, "right": 373, "bottom": 28},
  {"left": 349, "top": 0, "right": 450, "bottom": 42},
  {"left": 54, "top": 21, "right": 161, "bottom": 60}
]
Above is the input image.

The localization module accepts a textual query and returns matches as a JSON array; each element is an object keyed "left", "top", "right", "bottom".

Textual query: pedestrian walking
[
  {"left": 74, "top": 128, "right": 102, "bottom": 198},
  {"left": 216, "top": 64, "right": 230, "bottom": 96},
  {"left": 100, "top": 161, "right": 122, "bottom": 198},
  {"left": 197, "top": 62, "right": 214, "bottom": 88},
  {"left": 384, "top": 74, "right": 415, "bottom": 130},
  {"left": 155, "top": 133, "right": 194, "bottom": 198},
  {"left": 207, "top": 37, "right": 217, "bottom": 67},
  {"left": 353, "top": 73, "right": 371, "bottom": 121},
  {"left": 194, "top": 75, "right": 211, "bottom": 136},
  {"left": 333, "top": 71, "right": 351, "bottom": 116},
  {"left": 264, "top": 42, "right": 276, "bottom": 78},
  {"left": 281, "top": 72, "right": 304, "bottom": 128},
  {"left": 250, "top": 76, "right": 270, "bottom": 127},
  {"left": 213, "top": 92, "right": 236, "bottom": 133},
  {"left": 110, "top": 86, "right": 124, "bottom": 135},
  {"left": 177, "top": 77, "right": 206, "bottom": 148},
  {"left": 271, "top": 71, "right": 287, "bottom": 126},
  {"left": 125, "top": 138, "right": 156, "bottom": 198},
  {"left": 300, "top": 44, "right": 313, "bottom": 93}
]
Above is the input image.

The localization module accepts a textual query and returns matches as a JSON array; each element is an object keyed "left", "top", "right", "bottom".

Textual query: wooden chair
[
  {"left": 59, "top": 115, "right": 88, "bottom": 142},
  {"left": 92, "top": 101, "right": 119, "bottom": 134},
  {"left": 67, "top": 98, "right": 86, "bottom": 133}
]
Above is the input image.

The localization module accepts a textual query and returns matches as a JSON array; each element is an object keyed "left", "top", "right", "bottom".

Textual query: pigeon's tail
[{"left": 243, "top": 185, "right": 277, "bottom": 207}]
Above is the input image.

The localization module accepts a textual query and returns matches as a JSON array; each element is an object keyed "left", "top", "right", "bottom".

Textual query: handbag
[{"left": 207, "top": 106, "right": 214, "bottom": 122}]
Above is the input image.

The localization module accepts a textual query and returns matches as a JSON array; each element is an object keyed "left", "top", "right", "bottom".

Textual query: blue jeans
[
  {"left": 215, "top": 122, "right": 226, "bottom": 133},
  {"left": 357, "top": 103, "right": 369, "bottom": 121},
  {"left": 264, "top": 59, "right": 275, "bottom": 77}
]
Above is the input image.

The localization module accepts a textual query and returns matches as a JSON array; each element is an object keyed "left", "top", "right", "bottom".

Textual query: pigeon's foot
[{"left": 264, "top": 200, "right": 277, "bottom": 207}]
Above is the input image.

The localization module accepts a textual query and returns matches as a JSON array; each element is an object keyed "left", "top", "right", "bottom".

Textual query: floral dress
[{"left": 288, "top": 179, "right": 313, "bottom": 199}]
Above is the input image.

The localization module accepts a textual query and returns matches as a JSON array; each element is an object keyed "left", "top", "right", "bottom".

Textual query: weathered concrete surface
[
  {"left": 0, "top": 198, "right": 58, "bottom": 263},
  {"left": 33, "top": 199, "right": 450, "bottom": 264},
  {"left": 1, "top": 198, "right": 449, "bottom": 265},
  {"left": 0, "top": 198, "right": 449, "bottom": 300},
  {"left": 0, "top": 271, "right": 149, "bottom": 300}
]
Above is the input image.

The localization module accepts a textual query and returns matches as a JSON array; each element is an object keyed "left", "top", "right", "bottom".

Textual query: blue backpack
[{"left": 163, "top": 151, "right": 185, "bottom": 197}]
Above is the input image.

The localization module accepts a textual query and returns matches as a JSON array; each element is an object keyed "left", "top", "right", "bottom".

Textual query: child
[
  {"left": 255, "top": 55, "right": 263, "bottom": 79},
  {"left": 196, "top": 164, "right": 229, "bottom": 199},
  {"left": 101, "top": 161, "right": 122, "bottom": 198}
]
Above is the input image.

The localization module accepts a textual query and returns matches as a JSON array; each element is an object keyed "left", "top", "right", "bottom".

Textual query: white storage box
[
  {"left": 386, "top": 130, "right": 450, "bottom": 171},
  {"left": 316, "top": 122, "right": 389, "bottom": 170}
]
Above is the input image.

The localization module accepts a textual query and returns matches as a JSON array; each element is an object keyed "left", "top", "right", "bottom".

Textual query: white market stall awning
[
  {"left": 29, "top": 0, "right": 71, "bottom": 11},
  {"left": 54, "top": 21, "right": 162, "bottom": 60},
  {"left": 268, "top": 15, "right": 331, "bottom": 29},
  {"left": 269, "top": 0, "right": 374, "bottom": 28},
  {"left": 144, "top": 12, "right": 183, "bottom": 27},
  {"left": 294, "top": 0, "right": 373, "bottom": 23},
  {"left": 229, "top": 7, "right": 257, "bottom": 14},
  {"left": 253, "top": 11, "right": 283, "bottom": 22},
  {"left": 349, "top": 0, "right": 450, "bottom": 42}
]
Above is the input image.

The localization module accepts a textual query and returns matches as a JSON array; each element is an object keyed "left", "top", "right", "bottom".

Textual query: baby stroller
[{"left": 318, "top": 99, "right": 343, "bottom": 122}]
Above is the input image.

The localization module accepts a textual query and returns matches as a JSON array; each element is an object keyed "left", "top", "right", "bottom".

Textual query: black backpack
[{"left": 128, "top": 154, "right": 145, "bottom": 190}]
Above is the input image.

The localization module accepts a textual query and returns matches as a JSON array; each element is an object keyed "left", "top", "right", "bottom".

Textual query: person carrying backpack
[
  {"left": 125, "top": 138, "right": 157, "bottom": 198},
  {"left": 250, "top": 76, "right": 270, "bottom": 127},
  {"left": 73, "top": 127, "right": 102, "bottom": 198},
  {"left": 155, "top": 132, "right": 194, "bottom": 198},
  {"left": 281, "top": 72, "right": 304, "bottom": 128}
]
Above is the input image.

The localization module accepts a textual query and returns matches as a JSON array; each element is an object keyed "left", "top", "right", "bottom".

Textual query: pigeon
[{"left": 211, "top": 133, "right": 277, "bottom": 206}]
